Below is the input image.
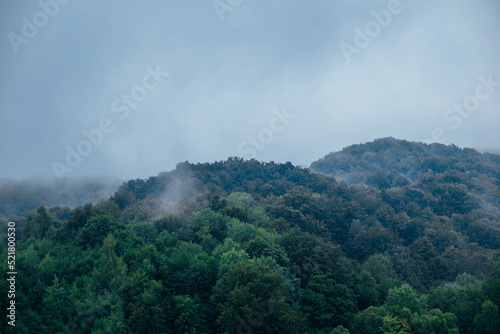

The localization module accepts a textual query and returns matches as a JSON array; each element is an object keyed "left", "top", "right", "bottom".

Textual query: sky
[{"left": 1, "top": 0, "right": 499, "bottom": 180}]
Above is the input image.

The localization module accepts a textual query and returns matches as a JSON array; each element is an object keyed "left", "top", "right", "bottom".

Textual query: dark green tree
[
  {"left": 76, "top": 215, "right": 124, "bottom": 248},
  {"left": 212, "top": 262, "right": 298, "bottom": 333},
  {"left": 301, "top": 269, "right": 356, "bottom": 329},
  {"left": 24, "top": 206, "right": 54, "bottom": 240},
  {"left": 352, "top": 306, "right": 386, "bottom": 334},
  {"left": 473, "top": 300, "right": 500, "bottom": 334}
]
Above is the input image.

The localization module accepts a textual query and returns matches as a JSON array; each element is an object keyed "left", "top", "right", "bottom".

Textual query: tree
[
  {"left": 57, "top": 203, "right": 94, "bottom": 243},
  {"left": 131, "top": 221, "right": 157, "bottom": 244},
  {"left": 330, "top": 325, "right": 351, "bottom": 334},
  {"left": 91, "top": 235, "right": 127, "bottom": 293},
  {"left": 216, "top": 248, "right": 251, "bottom": 282},
  {"left": 186, "top": 209, "right": 229, "bottom": 243},
  {"left": 473, "top": 300, "right": 500, "bottom": 334},
  {"left": 24, "top": 206, "right": 54, "bottom": 240},
  {"left": 154, "top": 214, "right": 184, "bottom": 234},
  {"left": 381, "top": 315, "right": 412, "bottom": 334},
  {"left": 170, "top": 295, "right": 206, "bottom": 333},
  {"left": 449, "top": 282, "right": 487, "bottom": 334},
  {"left": 76, "top": 215, "right": 124, "bottom": 248},
  {"left": 362, "top": 254, "right": 399, "bottom": 302},
  {"left": 483, "top": 250, "right": 500, "bottom": 307},
  {"left": 212, "top": 262, "right": 298, "bottom": 333},
  {"left": 385, "top": 284, "right": 426, "bottom": 318},
  {"left": 354, "top": 270, "right": 381, "bottom": 310},
  {"left": 124, "top": 279, "right": 169, "bottom": 333},
  {"left": 410, "top": 309, "right": 458, "bottom": 334},
  {"left": 281, "top": 229, "right": 350, "bottom": 286},
  {"left": 246, "top": 235, "right": 289, "bottom": 267},
  {"left": 42, "top": 276, "right": 74, "bottom": 333},
  {"left": 352, "top": 306, "right": 386, "bottom": 334},
  {"left": 301, "top": 270, "right": 356, "bottom": 329}
]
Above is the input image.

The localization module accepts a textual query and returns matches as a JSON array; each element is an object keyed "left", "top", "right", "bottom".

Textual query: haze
[{"left": 1, "top": 0, "right": 499, "bottom": 180}]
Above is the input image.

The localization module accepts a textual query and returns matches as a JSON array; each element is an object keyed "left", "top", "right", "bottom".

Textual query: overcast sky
[{"left": 1, "top": 0, "right": 499, "bottom": 180}]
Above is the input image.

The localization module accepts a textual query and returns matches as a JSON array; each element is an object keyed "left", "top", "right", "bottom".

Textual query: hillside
[
  {"left": 311, "top": 137, "right": 500, "bottom": 185},
  {"left": 1, "top": 141, "right": 500, "bottom": 333},
  {"left": 311, "top": 137, "right": 500, "bottom": 216}
]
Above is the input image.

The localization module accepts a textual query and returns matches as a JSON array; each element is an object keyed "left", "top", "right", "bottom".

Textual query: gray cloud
[{"left": 1, "top": 0, "right": 499, "bottom": 180}]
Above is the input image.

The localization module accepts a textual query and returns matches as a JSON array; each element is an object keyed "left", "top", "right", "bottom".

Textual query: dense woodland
[{"left": 1, "top": 138, "right": 500, "bottom": 333}]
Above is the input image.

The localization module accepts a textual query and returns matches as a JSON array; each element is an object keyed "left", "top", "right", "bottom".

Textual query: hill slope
[
  {"left": 310, "top": 137, "right": 500, "bottom": 215},
  {"left": 311, "top": 137, "right": 500, "bottom": 185},
  {"left": 2, "top": 140, "right": 500, "bottom": 333}
]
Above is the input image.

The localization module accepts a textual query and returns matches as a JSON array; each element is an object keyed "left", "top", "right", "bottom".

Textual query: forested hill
[
  {"left": 311, "top": 137, "right": 500, "bottom": 187},
  {"left": 2, "top": 141, "right": 500, "bottom": 333},
  {"left": 310, "top": 137, "right": 500, "bottom": 215}
]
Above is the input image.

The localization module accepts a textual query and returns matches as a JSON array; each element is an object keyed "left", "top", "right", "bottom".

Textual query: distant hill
[
  {"left": 311, "top": 137, "right": 500, "bottom": 220},
  {"left": 311, "top": 137, "right": 500, "bottom": 185},
  {"left": 0, "top": 176, "right": 122, "bottom": 219}
]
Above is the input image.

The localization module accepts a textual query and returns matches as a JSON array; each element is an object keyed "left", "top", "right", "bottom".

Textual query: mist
[
  {"left": 1, "top": 0, "right": 499, "bottom": 181},
  {"left": 0, "top": 175, "right": 123, "bottom": 218}
]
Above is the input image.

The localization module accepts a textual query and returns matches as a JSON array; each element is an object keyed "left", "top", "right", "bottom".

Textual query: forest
[{"left": 1, "top": 138, "right": 499, "bottom": 333}]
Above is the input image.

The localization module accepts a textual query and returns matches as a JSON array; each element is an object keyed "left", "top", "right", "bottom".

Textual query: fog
[
  {"left": 0, "top": 175, "right": 123, "bottom": 217},
  {"left": 1, "top": 0, "right": 499, "bottom": 180}
]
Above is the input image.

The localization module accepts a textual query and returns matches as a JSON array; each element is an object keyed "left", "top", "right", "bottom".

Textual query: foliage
[
  {"left": 212, "top": 262, "right": 298, "bottom": 333},
  {"left": 473, "top": 300, "right": 500, "bottom": 334},
  {"left": 4, "top": 138, "right": 500, "bottom": 333}
]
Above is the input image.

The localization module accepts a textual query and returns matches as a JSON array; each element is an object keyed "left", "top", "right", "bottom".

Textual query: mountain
[
  {"left": 311, "top": 137, "right": 500, "bottom": 185},
  {"left": 311, "top": 137, "right": 500, "bottom": 216},
  {"left": 1, "top": 140, "right": 500, "bottom": 333}
]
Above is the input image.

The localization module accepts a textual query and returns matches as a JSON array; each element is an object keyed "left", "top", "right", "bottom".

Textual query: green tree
[
  {"left": 362, "top": 254, "right": 399, "bottom": 302},
  {"left": 449, "top": 282, "right": 487, "bottom": 334},
  {"left": 352, "top": 306, "right": 387, "bottom": 334},
  {"left": 124, "top": 279, "right": 169, "bottom": 333},
  {"left": 301, "top": 270, "right": 356, "bottom": 329},
  {"left": 246, "top": 235, "right": 289, "bottom": 267},
  {"left": 186, "top": 209, "right": 229, "bottom": 243},
  {"left": 91, "top": 235, "right": 127, "bottom": 293},
  {"left": 483, "top": 250, "right": 500, "bottom": 307},
  {"left": 42, "top": 276, "right": 75, "bottom": 333},
  {"left": 410, "top": 308, "right": 458, "bottom": 334},
  {"left": 355, "top": 269, "right": 381, "bottom": 310},
  {"left": 170, "top": 295, "right": 206, "bottom": 333},
  {"left": 212, "top": 262, "right": 298, "bottom": 333},
  {"left": 385, "top": 284, "right": 426, "bottom": 318},
  {"left": 76, "top": 214, "right": 124, "bottom": 248},
  {"left": 381, "top": 315, "right": 412, "bottom": 334},
  {"left": 216, "top": 248, "right": 251, "bottom": 282},
  {"left": 131, "top": 221, "right": 157, "bottom": 244},
  {"left": 331, "top": 325, "right": 351, "bottom": 334},
  {"left": 92, "top": 297, "right": 125, "bottom": 334},
  {"left": 24, "top": 206, "right": 54, "bottom": 240},
  {"left": 57, "top": 203, "right": 95, "bottom": 243},
  {"left": 473, "top": 300, "right": 500, "bottom": 334}
]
